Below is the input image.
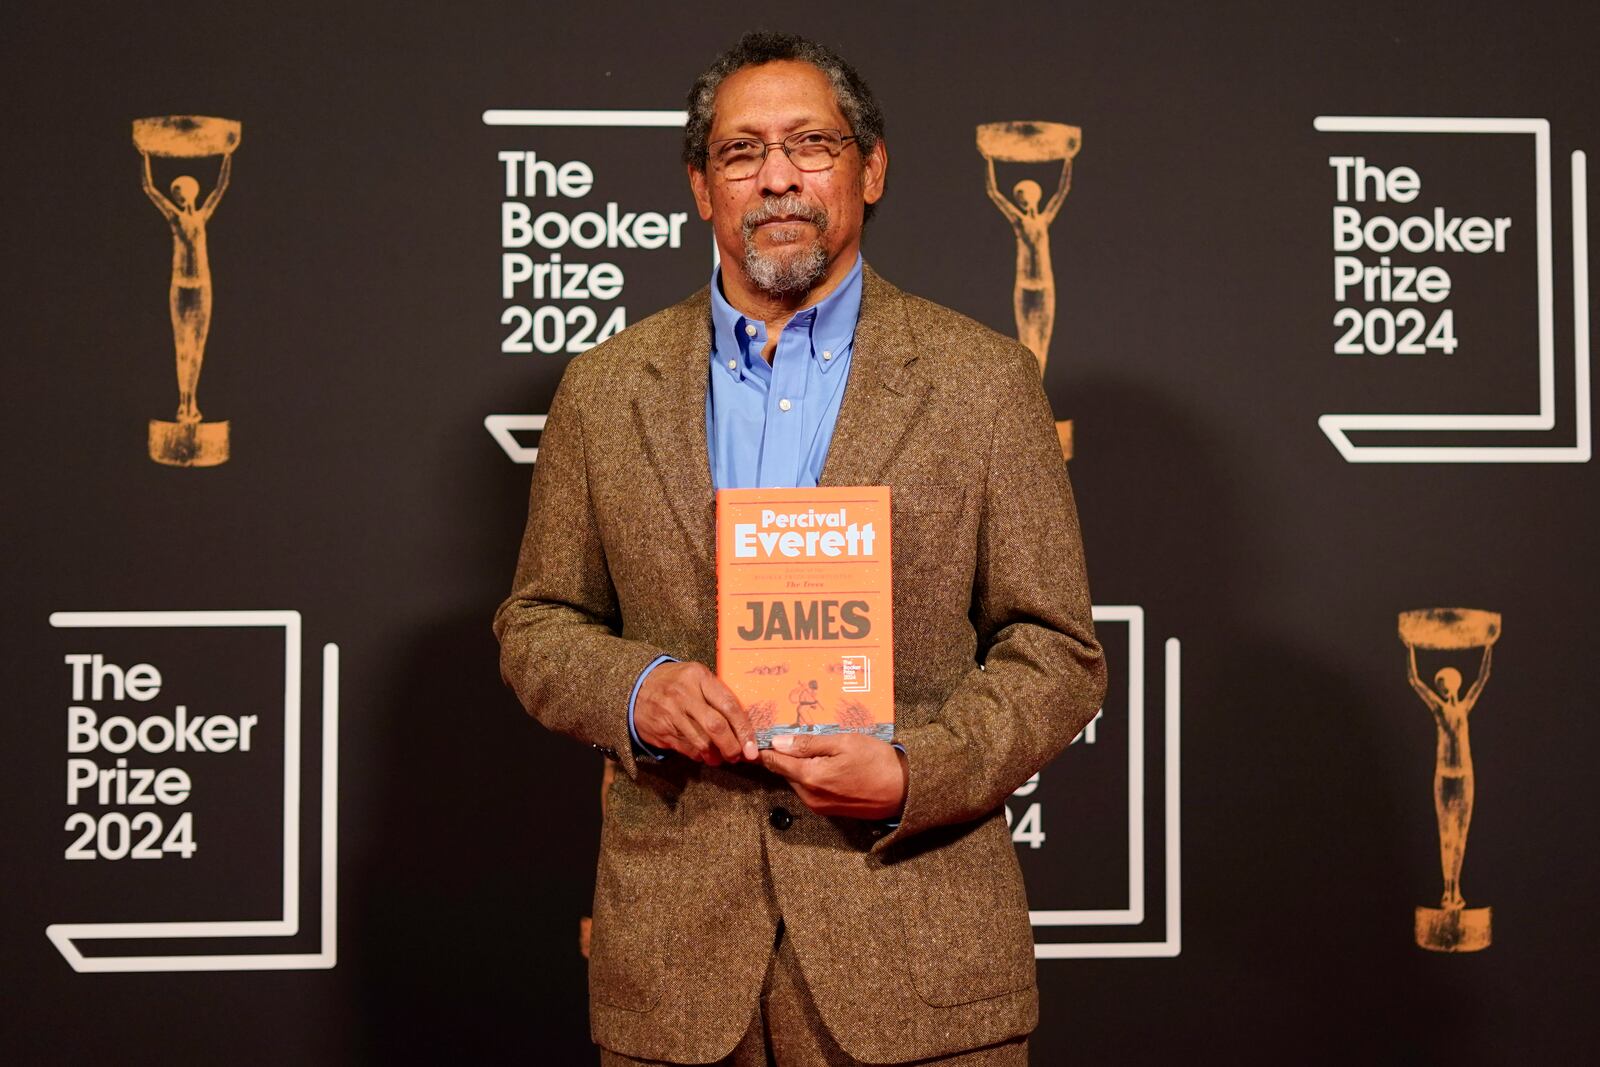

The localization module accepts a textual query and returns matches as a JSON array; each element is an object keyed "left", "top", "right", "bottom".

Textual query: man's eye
[{"left": 721, "top": 140, "right": 758, "bottom": 153}]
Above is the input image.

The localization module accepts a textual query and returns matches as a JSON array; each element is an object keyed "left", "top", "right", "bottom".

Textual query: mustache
[{"left": 741, "top": 194, "right": 828, "bottom": 239}]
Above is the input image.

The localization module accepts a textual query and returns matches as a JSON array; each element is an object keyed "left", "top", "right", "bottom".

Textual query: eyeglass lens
[{"left": 716, "top": 131, "right": 850, "bottom": 178}]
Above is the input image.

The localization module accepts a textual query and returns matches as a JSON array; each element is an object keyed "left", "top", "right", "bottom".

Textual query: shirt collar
[{"left": 709, "top": 254, "right": 864, "bottom": 381}]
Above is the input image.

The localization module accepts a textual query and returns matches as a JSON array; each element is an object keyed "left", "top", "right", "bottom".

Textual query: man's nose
[{"left": 756, "top": 145, "right": 803, "bottom": 196}]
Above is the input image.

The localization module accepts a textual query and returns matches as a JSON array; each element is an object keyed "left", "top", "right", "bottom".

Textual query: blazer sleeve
[
  {"left": 492, "top": 369, "right": 671, "bottom": 780},
  {"left": 875, "top": 343, "right": 1107, "bottom": 849}
]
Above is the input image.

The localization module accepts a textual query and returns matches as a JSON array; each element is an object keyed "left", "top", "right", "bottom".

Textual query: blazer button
[{"left": 768, "top": 806, "right": 793, "bottom": 831}]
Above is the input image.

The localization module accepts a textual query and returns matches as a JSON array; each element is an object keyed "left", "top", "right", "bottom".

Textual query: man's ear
[
  {"left": 861, "top": 139, "right": 888, "bottom": 206},
  {"left": 688, "top": 163, "right": 714, "bottom": 221}
]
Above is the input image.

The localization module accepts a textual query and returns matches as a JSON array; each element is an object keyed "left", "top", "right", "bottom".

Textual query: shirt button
[
  {"left": 822, "top": 350, "right": 833, "bottom": 361},
  {"left": 778, "top": 398, "right": 792, "bottom": 412},
  {"left": 769, "top": 806, "right": 793, "bottom": 831},
  {"left": 727, "top": 359, "right": 737, "bottom": 370},
  {"left": 744, "top": 323, "right": 758, "bottom": 337}
]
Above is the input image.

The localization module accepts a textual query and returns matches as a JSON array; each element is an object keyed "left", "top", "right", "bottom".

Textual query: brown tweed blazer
[{"left": 494, "top": 266, "right": 1106, "bottom": 1063}]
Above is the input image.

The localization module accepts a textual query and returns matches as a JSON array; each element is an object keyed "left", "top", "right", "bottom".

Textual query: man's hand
[
  {"left": 635, "top": 661, "right": 758, "bottom": 765},
  {"left": 758, "top": 734, "right": 908, "bottom": 821}
]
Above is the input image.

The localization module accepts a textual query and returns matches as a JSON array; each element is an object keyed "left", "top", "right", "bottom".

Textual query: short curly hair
[{"left": 683, "top": 31, "right": 885, "bottom": 218}]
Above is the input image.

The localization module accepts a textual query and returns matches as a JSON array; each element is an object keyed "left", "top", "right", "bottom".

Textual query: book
[{"left": 715, "top": 486, "right": 895, "bottom": 748}]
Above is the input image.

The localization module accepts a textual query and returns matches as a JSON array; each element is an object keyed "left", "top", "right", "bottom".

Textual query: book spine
[{"left": 713, "top": 489, "right": 726, "bottom": 682}]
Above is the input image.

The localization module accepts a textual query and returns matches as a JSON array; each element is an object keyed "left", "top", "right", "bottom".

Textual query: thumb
[
  {"left": 772, "top": 732, "right": 843, "bottom": 758},
  {"left": 757, "top": 748, "right": 804, "bottom": 779}
]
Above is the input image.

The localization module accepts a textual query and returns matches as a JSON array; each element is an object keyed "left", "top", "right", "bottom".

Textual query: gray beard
[{"left": 740, "top": 196, "right": 830, "bottom": 298}]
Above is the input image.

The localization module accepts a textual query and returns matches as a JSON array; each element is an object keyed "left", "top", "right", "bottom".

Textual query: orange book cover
[{"left": 716, "top": 486, "right": 894, "bottom": 748}]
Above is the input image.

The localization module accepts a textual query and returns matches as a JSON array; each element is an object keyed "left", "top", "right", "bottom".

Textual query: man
[{"left": 494, "top": 31, "right": 1105, "bottom": 1064}]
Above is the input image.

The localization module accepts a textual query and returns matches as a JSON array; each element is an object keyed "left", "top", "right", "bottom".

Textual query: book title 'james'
[{"left": 736, "top": 598, "right": 871, "bottom": 642}]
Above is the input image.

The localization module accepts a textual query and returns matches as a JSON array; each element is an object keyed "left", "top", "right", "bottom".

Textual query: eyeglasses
[{"left": 708, "top": 129, "right": 859, "bottom": 180}]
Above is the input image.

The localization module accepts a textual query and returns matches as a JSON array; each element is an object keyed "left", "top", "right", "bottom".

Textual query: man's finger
[
  {"left": 758, "top": 749, "right": 810, "bottom": 784},
  {"left": 691, "top": 704, "right": 745, "bottom": 762},
  {"left": 672, "top": 714, "right": 719, "bottom": 765},
  {"left": 756, "top": 763, "right": 827, "bottom": 816},
  {"left": 700, "top": 673, "right": 758, "bottom": 760},
  {"left": 771, "top": 733, "right": 846, "bottom": 758}
]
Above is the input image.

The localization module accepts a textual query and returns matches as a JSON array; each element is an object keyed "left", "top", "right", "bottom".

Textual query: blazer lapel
[
  {"left": 632, "top": 268, "right": 929, "bottom": 574},
  {"left": 632, "top": 289, "right": 716, "bottom": 573},
  {"left": 820, "top": 266, "right": 932, "bottom": 487}
]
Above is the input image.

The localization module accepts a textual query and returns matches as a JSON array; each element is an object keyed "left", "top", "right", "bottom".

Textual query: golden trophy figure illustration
[
  {"left": 977, "top": 120, "right": 1080, "bottom": 459},
  {"left": 133, "top": 115, "right": 240, "bottom": 467},
  {"left": 1398, "top": 608, "right": 1499, "bottom": 952}
]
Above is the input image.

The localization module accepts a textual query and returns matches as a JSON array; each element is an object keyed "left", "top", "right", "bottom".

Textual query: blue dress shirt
[
  {"left": 704, "top": 254, "right": 862, "bottom": 490},
  {"left": 627, "top": 256, "right": 864, "bottom": 757}
]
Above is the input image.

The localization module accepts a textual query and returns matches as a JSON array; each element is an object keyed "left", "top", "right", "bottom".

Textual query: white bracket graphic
[
  {"left": 1314, "top": 117, "right": 1590, "bottom": 463},
  {"left": 45, "top": 610, "right": 339, "bottom": 972},
  {"left": 1034, "top": 606, "right": 1182, "bottom": 959},
  {"left": 485, "top": 413, "right": 546, "bottom": 463},
  {"left": 485, "top": 108, "right": 718, "bottom": 463},
  {"left": 483, "top": 109, "right": 688, "bottom": 128}
]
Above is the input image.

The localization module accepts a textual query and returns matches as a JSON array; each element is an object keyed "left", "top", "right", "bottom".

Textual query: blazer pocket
[
  {"left": 604, "top": 768, "right": 685, "bottom": 834},
  {"left": 890, "top": 485, "right": 968, "bottom": 570},
  {"left": 891, "top": 816, "right": 1036, "bottom": 1007},
  {"left": 588, "top": 849, "right": 665, "bottom": 1012}
]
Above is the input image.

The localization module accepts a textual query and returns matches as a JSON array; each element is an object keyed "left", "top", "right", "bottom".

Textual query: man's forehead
[{"left": 710, "top": 60, "right": 845, "bottom": 135}]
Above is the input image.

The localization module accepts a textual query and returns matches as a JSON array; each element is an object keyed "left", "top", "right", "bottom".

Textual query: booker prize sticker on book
[{"left": 716, "top": 486, "right": 895, "bottom": 749}]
